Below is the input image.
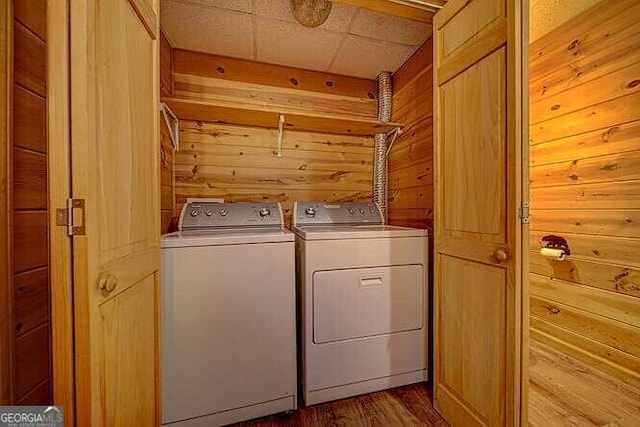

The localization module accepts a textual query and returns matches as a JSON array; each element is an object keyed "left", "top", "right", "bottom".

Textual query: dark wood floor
[
  {"left": 232, "top": 340, "right": 640, "bottom": 426},
  {"left": 234, "top": 383, "right": 447, "bottom": 426}
]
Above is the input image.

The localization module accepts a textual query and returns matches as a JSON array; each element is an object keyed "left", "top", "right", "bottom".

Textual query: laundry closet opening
[
  {"left": 157, "top": 1, "right": 437, "bottom": 425},
  {"left": 158, "top": 1, "right": 433, "bottom": 233}
]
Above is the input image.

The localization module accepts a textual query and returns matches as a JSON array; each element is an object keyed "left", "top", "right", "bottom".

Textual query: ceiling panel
[
  {"left": 255, "top": 17, "right": 344, "bottom": 71},
  {"left": 253, "top": 0, "right": 357, "bottom": 32},
  {"left": 329, "top": 35, "right": 416, "bottom": 79},
  {"left": 169, "top": 0, "right": 252, "bottom": 13},
  {"left": 162, "top": 0, "right": 255, "bottom": 59},
  {"left": 348, "top": 9, "right": 432, "bottom": 45},
  {"left": 161, "top": 0, "right": 432, "bottom": 79}
]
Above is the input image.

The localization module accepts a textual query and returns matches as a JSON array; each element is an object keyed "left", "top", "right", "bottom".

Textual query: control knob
[
  {"left": 190, "top": 209, "right": 199, "bottom": 217},
  {"left": 348, "top": 208, "right": 355, "bottom": 215},
  {"left": 305, "top": 207, "right": 316, "bottom": 217},
  {"left": 259, "top": 207, "right": 271, "bottom": 218},
  {"left": 205, "top": 209, "right": 213, "bottom": 216},
  {"left": 219, "top": 208, "right": 228, "bottom": 217}
]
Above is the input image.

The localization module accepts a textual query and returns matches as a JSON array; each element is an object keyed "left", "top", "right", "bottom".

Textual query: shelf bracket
[
  {"left": 385, "top": 127, "right": 403, "bottom": 156},
  {"left": 276, "top": 114, "right": 285, "bottom": 157},
  {"left": 160, "top": 101, "right": 179, "bottom": 151}
]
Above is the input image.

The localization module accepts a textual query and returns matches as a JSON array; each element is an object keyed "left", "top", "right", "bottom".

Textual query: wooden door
[
  {"left": 433, "top": 0, "right": 528, "bottom": 425},
  {"left": 70, "top": 0, "right": 160, "bottom": 425}
]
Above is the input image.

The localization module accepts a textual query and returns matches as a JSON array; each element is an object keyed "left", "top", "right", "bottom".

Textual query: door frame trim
[
  {"left": 518, "top": 0, "right": 530, "bottom": 424},
  {"left": 507, "top": 0, "right": 529, "bottom": 424},
  {"left": 48, "top": 0, "right": 75, "bottom": 424}
]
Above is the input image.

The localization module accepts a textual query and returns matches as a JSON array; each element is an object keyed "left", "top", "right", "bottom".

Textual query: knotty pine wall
[
  {"left": 387, "top": 39, "right": 434, "bottom": 229},
  {"left": 160, "top": 31, "right": 175, "bottom": 234},
  {"left": 175, "top": 121, "right": 373, "bottom": 221},
  {"left": 160, "top": 45, "right": 379, "bottom": 226},
  {"left": 529, "top": 0, "right": 640, "bottom": 388},
  {"left": 11, "top": 0, "right": 51, "bottom": 404}
]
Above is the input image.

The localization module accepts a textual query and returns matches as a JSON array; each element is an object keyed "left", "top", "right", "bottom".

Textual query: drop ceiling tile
[
  {"left": 329, "top": 36, "right": 416, "bottom": 79},
  {"left": 252, "top": 0, "right": 357, "bottom": 32},
  {"left": 255, "top": 18, "right": 344, "bottom": 71},
  {"left": 161, "top": 0, "right": 255, "bottom": 59},
  {"left": 348, "top": 9, "right": 431, "bottom": 45},
  {"left": 168, "top": 0, "right": 252, "bottom": 13}
]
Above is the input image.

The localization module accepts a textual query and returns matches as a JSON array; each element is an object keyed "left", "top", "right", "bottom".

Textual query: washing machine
[
  {"left": 161, "top": 200, "right": 296, "bottom": 426},
  {"left": 293, "top": 202, "right": 428, "bottom": 406}
]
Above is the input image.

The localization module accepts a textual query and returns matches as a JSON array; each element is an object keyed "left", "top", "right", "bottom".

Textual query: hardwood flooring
[
  {"left": 233, "top": 340, "right": 640, "bottom": 426},
  {"left": 234, "top": 384, "right": 447, "bottom": 426},
  {"left": 529, "top": 340, "right": 640, "bottom": 427}
]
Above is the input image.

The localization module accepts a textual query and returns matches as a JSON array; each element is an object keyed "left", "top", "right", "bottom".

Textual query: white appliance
[
  {"left": 161, "top": 201, "right": 296, "bottom": 426},
  {"left": 293, "top": 202, "right": 428, "bottom": 406}
]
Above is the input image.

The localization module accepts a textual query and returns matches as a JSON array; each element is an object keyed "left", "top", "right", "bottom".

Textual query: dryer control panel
[
  {"left": 293, "top": 202, "right": 382, "bottom": 226},
  {"left": 179, "top": 200, "right": 284, "bottom": 230}
]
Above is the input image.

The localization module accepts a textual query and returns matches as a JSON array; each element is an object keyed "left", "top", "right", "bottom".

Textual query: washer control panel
[
  {"left": 293, "top": 202, "right": 382, "bottom": 226},
  {"left": 179, "top": 201, "right": 283, "bottom": 230}
]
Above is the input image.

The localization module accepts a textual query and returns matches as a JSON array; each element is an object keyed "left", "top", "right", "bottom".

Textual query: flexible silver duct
[
  {"left": 377, "top": 71, "right": 392, "bottom": 122},
  {"left": 373, "top": 71, "right": 392, "bottom": 222}
]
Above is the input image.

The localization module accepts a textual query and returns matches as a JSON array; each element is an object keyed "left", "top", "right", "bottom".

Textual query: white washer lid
[
  {"left": 293, "top": 224, "right": 428, "bottom": 241},
  {"left": 161, "top": 227, "right": 294, "bottom": 248}
]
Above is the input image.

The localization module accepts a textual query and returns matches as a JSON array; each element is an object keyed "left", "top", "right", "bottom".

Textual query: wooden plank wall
[
  {"left": 387, "top": 39, "right": 434, "bottom": 229},
  {"left": 160, "top": 31, "right": 174, "bottom": 234},
  {"left": 171, "top": 49, "right": 378, "bottom": 118},
  {"left": 175, "top": 122, "right": 374, "bottom": 224},
  {"left": 0, "top": 0, "right": 10, "bottom": 405},
  {"left": 11, "top": 0, "right": 51, "bottom": 404},
  {"left": 529, "top": 0, "right": 640, "bottom": 388},
  {"left": 167, "top": 48, "right": 378, "bottom": 224}
]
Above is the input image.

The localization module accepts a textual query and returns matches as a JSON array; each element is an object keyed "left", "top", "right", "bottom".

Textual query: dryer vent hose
[{"left": 373, "top": 71, "right": 392, "bottom": 222}]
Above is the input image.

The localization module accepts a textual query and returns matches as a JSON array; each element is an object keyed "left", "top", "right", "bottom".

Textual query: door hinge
[
  {"left": 56, "top": 199, "right": 86, "bottom": 236},
  {"left": 519, "top": 201, "right": 530, "bottom": 224}
]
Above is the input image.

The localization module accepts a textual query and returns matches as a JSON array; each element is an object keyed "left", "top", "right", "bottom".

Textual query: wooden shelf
[{"left": 162, "top": 97, "right": 403, "bottom": 136}]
